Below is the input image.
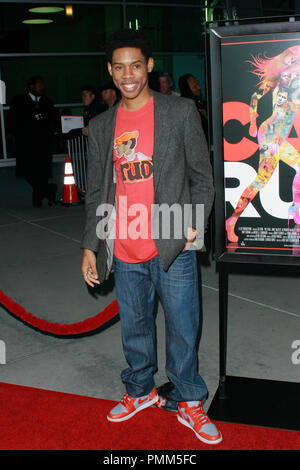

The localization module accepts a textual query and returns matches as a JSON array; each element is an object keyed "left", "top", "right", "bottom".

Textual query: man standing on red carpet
[{"left": 81, "top": 29, "right": 222, "bottom": 445}]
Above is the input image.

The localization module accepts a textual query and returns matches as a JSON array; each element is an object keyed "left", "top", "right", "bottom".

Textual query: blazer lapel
[
  {"left": 152, "top": 91, "right": 170, "bottom": 193},
  {"left": 102, "top": 103, "right": 120, "bottom": 171}
]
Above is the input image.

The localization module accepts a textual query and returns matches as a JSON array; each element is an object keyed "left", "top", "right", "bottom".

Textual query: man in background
[
  {"left": 81, "top": 85, "right": 107, "bottom": 136},
  {"left": 10, "top": 76, "right": 58, "bottom": 207},
  {"left": 178, "top": 73, "right": 208, "bottom": 139},
  {"left": 158, "top": 72, "right": 179, "bottom": 96},
  {"left": 100, "top": 82, "right": 120, "bottom": 109}
]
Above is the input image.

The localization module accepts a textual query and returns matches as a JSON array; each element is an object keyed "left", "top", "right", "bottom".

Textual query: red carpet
[
  {"left": 1, "top": 382, "right": 300, "bottom": 450},
  {"left": 0, "top": 290, "right": 119, "bottom": 336}
]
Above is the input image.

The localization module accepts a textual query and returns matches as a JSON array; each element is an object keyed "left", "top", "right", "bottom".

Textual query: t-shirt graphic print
[
  {"left": 113, "top": 96, "right": 159, "bottom": 263},
  {"left": 114, "top": 130, "right": 153, "bottom": 183}
]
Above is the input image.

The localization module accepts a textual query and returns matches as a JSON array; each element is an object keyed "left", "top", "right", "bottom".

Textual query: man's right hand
[{"left": 81, "top": 248, "right": 100, "bottom": 287}]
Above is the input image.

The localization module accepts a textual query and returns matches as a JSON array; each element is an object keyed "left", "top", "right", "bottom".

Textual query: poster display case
[{"left": 207, "top": 18, "right": 300, "bottom": 430}]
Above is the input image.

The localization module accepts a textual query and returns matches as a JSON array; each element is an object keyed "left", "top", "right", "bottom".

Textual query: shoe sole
[
  {"left": 107, "top": 395, "right": 159, "bottom": 423},
  {"left": 177, "top": 415, "right": 223, "bottom": 445}
]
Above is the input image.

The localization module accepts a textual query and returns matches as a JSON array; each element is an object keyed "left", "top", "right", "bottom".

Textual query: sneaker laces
[
  {"left": 155, "top": 396, "right": 167, "bottom": 408},
  {"left": 120, "top": 393, "right": 133, "bottom": 409},
  {"left": 189, "top": 404, "right": 210, "bottom": 427}
]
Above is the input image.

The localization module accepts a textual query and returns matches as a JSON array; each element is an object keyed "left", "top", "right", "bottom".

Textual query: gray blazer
[{"left": 81, "top": 90, "right": 215, "bottom": 283}]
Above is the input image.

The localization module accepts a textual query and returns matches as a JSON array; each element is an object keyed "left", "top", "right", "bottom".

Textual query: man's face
[
  {"left": 280, "top": 71, "right": 291, "bottom": 87},
  {"left": 187, "top": 76, "right": 201, "bottom": 97},
  {"left": 276, "top": 91, "right": 288, "bottom": 106},
  {"left": 101, "top": 88, "right": 116, "bottom": 104},
  {"left": 31, "top": 79, "right": 45, "bottom": 96},
  {"left": 159, "top": 76, "right": 172, "bottom": 94},
  {"left": 264, "top": 81, "right": 275, "bottom": 94},
  {"left": 108, "top": 47, "right": 154, "bottom": 101},
  {"left": 82, "top": 90, "right": 94, "bottom": 106}
]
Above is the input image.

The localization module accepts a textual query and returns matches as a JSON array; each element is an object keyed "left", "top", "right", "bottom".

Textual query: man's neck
[
  {"left": 107, "top": 97, "right": 116, "bottom": 108},
  {"left": 121, "top": 87, "right": 152, "bottom": 111},
  {"left": 29, "top": 91, "right": 40, "bottom": 100},
  {"left": 87, "top": 99, "right": 95, "bottom": 107}
]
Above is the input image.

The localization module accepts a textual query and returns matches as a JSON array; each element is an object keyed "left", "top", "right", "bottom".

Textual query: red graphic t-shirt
[{"left": 113, "top": 96, "right": 159, "bottom": 263}]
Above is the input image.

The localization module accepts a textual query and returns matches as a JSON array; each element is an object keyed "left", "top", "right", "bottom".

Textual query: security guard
[{"left": 10, "top": 76, "right": 58, "bottom": 207}]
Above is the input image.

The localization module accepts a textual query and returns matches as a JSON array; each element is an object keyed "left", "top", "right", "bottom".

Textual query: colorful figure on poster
[{"left": 226, "top": 46, "right": 300, "bottom": 243}]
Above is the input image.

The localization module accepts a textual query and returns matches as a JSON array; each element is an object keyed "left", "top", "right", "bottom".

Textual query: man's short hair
[
  {"left": 278, "top": 87, "right": 288, "bottom": 94},
  {"left": 100, "top": 81, "right": 118, "bottom": 93},
  {"left": 80, "top": 84, "right": 97, "bottom": 96},
  {"left": 159, "top": 72, "right": 173, "bottom": 85},
  {"left": 105, "top": 28, "right": 152, "bottom": 64}
]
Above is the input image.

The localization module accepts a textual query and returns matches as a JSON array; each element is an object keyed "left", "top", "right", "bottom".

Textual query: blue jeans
[{"left": 113, "top": 250, "right": 208, "bottom": 406}]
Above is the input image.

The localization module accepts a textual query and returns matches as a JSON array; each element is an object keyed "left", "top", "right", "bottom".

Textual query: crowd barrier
[{"left": 65, "top": 131, "right": 88, "bottom": 195}]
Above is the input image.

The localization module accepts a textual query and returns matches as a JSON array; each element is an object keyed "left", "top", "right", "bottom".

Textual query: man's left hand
[
  {"left": 183, "top": 227, "right": 197, "bottom": 251},
  {"left": 82, "top": 126, "right": 89, "bottom": 136}
]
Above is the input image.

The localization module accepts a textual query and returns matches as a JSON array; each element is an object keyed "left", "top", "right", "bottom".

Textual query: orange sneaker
[
  {"left": 177, "top": 401, "right": 222, "bottom": 445},
  {"left": 107, "top": 387, "right": 158, "bottom": 422}
]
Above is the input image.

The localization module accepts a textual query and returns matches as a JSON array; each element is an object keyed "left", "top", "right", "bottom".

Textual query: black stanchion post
[{"left": 218, "top": 263, "right": 228, "bottom": 399}]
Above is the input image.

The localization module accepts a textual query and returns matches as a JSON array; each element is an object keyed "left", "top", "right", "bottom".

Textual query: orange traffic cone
[{"left": 62, "top": 156, "right": 80, "bottom": 205}]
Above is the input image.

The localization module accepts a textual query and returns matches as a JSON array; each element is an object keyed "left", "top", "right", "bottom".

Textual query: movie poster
[{"left": 222, "top": 32, "right": 300, "bottom": 255}]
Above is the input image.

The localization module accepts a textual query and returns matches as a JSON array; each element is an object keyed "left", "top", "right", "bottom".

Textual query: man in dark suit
[
  {"left": 81, "top": 85, "right": 107, "bottom": 136},
  {"left": 10, "top": 76, "right": 58, "bottom": 207},
  {"left": 81, "top": 29, "right": 221, "bottom": 445}
]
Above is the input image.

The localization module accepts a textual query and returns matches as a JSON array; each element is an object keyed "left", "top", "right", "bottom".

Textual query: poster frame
[
  {"left": 206, "top": 18, "right": 300, "bottom": 431},
  {"left": 207, "top": 17, "right": 300, "bottom": 267}
]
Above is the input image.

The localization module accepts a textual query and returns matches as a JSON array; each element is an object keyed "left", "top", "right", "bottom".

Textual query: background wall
[{"left": 1, "top": 0, "right": 296, "bottom": 159}]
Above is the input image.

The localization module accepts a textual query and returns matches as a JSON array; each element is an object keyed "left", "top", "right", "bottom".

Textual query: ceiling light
[
  {"left": 29, "top": 7, "right": 64, "bottom": 14},
  {"left": 22, "top": 19, "right": 54, "bottom": 24},
  {"left": 65, "top": 5, "right": 73, "bottom": 17}
]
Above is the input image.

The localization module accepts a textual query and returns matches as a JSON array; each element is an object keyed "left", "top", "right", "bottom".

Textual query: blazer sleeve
[
  {"left": 81, "top": 118, "right": 102, "bottom": 253},
  {"left": 184, "top": 100, "right": 215, "bottom": 231}
]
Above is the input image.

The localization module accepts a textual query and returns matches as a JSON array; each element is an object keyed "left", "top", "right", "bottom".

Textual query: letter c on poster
[{"left": 223, "top": 101, "right": 259, "bottom": 161}]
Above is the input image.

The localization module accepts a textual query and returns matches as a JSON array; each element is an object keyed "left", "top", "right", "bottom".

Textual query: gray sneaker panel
[
  {"left": 110, "top": 402, "right": 127, "bottom": 415},
  {"left": 201, "top": 422, "right": 219, "bottom": 437},
  {"left": 185, "top": 401, "right": 200, "bottom": 407}
]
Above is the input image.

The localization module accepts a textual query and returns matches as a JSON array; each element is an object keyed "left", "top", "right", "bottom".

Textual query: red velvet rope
[{"left": 0, "top": 290, "right": 119, "bottom": 336}]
